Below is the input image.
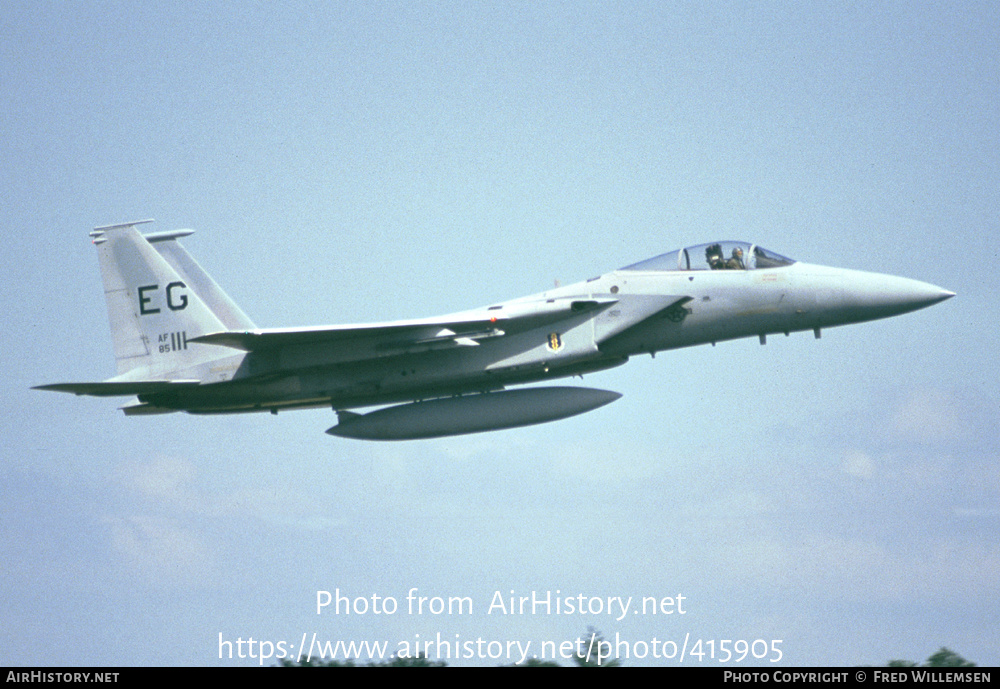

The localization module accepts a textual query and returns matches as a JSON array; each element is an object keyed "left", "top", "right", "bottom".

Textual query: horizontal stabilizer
[{"left": 32, "top": 380, "right": 201, "bottom": 397}]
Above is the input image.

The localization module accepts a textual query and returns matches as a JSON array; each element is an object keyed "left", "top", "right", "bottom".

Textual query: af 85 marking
[{"left": 158, "top": 331, "right": 188, "bottom": 354}]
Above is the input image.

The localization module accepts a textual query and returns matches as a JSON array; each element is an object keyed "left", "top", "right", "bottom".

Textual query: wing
[{"left": 189, "top": 297, "right": 621, "bottom": 358}]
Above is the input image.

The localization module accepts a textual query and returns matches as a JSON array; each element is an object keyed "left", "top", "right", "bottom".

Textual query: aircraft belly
[{"left": 153, "top": 328, "right": 628, "bottom": 413}]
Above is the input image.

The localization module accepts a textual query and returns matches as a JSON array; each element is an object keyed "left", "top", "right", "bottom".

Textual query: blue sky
[{"left": 2, "top": 1, "right": 997, "bottom": 666}]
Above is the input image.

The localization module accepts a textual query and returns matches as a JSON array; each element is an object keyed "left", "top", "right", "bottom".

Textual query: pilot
[
  {"left": 726, "top": 247, "right": 745, "bottom": 270},
  {"left": 706, "top": 244, "right": 724, "bottom": 270}
]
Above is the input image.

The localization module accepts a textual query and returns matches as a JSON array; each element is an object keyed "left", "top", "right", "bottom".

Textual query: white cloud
[
  {"left": 116, "top": 454, "right": 197, "bottom": 507},
  {"left": 840, "top": 449, "right": 876, "bottom": 479},
  {"left": 890, "top": 388, "right": 972, "bottom": 445},
  {"left": 104, "top": 514, "right": 219, "bottom": 585}
]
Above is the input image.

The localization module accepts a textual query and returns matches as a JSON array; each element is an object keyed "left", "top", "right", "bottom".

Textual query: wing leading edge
[{"left": 189, "top": 296, "right": 622, "bottom": 355}]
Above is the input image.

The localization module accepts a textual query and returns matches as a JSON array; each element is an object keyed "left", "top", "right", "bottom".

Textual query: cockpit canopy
[{"left": 621, "top": 242, "right": 795, "bottom": 272}]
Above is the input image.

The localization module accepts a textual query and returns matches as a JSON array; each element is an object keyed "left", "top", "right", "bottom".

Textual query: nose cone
[
  {"left": 830, "top": 270, "right": 955, "bottom": 323},
  {"left": 874, "top": 275, "right": 955, "bottom": 315},
  {"left": 794, "top": 263, "right": 955, "bottom": 328}
]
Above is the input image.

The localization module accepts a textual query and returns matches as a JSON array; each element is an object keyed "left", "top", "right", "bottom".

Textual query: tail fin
[
  {"left": 146, "top": 229, "right": 256, "bottom": 331},
  {"left": 90, "top": 220, "right": 238, "bottom": 377}
]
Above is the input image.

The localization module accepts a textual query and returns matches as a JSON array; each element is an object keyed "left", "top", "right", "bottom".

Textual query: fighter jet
[{"left": 34, "top": 221, "right": 954, "bottom": 440}]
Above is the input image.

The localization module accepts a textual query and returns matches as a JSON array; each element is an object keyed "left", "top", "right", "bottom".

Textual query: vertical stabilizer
[
  {"left": 147, "top": 230, "right": 256, "bottom": 331},
  {"left": 91, "top": 221, "right": 228, "bottom": 377}
]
